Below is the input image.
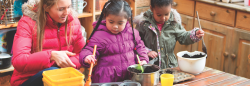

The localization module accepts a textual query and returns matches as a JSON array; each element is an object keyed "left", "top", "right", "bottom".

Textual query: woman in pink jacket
[{"left": 10, "top": 0, "right": 85, "bottom": 86}]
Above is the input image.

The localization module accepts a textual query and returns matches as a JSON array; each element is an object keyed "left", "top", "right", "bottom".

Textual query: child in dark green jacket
[{"left": 134, "top": 0, "right": 204, "bottom": 69}]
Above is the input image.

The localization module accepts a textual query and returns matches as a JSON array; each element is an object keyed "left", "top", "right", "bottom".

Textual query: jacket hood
[
  {"left": 133, "top": 9, "right": 181, "bottom": 25},
  {"left": 22, "top": 0, "right": 78, "bottom": 21}
]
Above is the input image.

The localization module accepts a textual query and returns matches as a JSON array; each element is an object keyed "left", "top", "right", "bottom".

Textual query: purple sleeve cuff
[
  {"left": 190, "top": 28, "right": 201, "bottom": 42},
  {"left": 79, "top": 53, "right": 91, "bottom": 68},
  {"left": 145, "top": 47, "right": 152, "bottom": 53}
]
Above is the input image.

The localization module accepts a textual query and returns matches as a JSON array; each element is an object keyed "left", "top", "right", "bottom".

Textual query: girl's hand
[
  {"left": 196, "top": 29, "right": 205, "bottom": 39},
  {"left": 148, "top": 51, "right": 158, "bottom": 59},
  {"left": 140, "top": 60, "right": 147, "bottom": 66},
  {"left": 50, "top": 51, "right": 76, "bottom": 68},
  {"left": 84, "top": 55, "right": 97, "bottom": 64}
]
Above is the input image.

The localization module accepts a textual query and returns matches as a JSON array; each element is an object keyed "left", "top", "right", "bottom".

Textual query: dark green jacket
[{"left": 134, "top": 9, "right": 195, "bottom": 69}]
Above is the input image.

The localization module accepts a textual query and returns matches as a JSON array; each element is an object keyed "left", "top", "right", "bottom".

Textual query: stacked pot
[{"left": 1, "top": 4, "right": 15, "bottom": 24}]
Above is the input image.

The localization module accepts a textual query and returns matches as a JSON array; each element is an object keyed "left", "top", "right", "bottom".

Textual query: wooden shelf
[
  {"left": 78, "top": 12, "right": 93, "bottom": 18},
  {"left": 0, "top": 65, "right": 14, "bottom": 73},
  {"left": 0, "top": 23, "right": 18, "bottom": 29},
  {"left": 95, "top": 11, "right": 102, "bottom": 15},
  {"left": 0, "top": 13, "right": 91, "bottom": 29}
]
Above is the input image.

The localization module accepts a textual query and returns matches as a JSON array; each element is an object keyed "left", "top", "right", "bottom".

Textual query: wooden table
[
  {"left": 0, "top": 65, "right": 14, "bottom": 86},
  {"left": 166, "top": 67, "right": 250, "bottom": 86}
]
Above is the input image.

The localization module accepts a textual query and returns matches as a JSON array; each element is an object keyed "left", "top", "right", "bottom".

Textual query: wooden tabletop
[
  {"left": 169, "top": 67, "right": 250, "bottom": 86},
  {"left": 0, "top": 65, "right": 14, "bottom": 73}
]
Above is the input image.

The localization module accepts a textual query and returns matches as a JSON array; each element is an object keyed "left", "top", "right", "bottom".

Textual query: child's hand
[
  {"left": 84, "top": 55, "right": 97, "bottom": 64},
  {"left": 196, "top": 29, "right": 205, "bottom": 39},
  {"left": 148, "top": 51, "right": 158, "bottom": 58},
  {"left": 140, "top": 60, "right": 147, "bottom": 66}
]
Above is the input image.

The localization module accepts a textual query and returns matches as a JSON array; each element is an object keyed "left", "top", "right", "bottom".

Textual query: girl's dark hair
[
  {"left": 84, "top": 0, "right": 140, "bottom": 55},
  {"left": 103, "top": 0, "right": 131, "bottom": 19},
  {"left": 151, "top": 0, "right": 173, "bottom": 8}
]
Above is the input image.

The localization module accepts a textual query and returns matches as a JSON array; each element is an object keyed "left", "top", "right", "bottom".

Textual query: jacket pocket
[{"left": 163, "top": 38, "right": 178, "bottom": 68}]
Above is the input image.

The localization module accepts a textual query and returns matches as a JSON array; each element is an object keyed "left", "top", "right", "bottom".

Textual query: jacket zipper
[{"left": 57, "top": 27, "right": 61, "bottom": 50}]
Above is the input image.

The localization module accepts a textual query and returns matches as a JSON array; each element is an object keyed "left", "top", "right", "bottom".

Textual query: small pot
[
  {"left": 128, "top": 64, "right": 160, "bottom": 86},
  {"left": 177, "top": 51, "right": 207, "bottom": 75},
  {"left": 0, "top": 53, "right": 12, "bottom": 69}
]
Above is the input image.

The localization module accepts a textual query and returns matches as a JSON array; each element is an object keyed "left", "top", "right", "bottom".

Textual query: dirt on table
[
  {"left": 182, "top": 53, "right": 205, "bottom": 58},
  {"left": 128, "top": 65, "right": 160, "bottom": 73}
]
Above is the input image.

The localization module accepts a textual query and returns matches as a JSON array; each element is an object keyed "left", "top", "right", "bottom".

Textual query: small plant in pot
[{"left": 127, "top": 64, "right": 160, "bottom": 86}]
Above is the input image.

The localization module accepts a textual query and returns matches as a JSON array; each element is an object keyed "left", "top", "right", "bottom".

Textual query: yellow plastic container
[
  {"left": 42, "top": 67, "right": 85, "bottom": 86},
  {"left": 161, "top": 74, "right": 174, "bottom": 86}
]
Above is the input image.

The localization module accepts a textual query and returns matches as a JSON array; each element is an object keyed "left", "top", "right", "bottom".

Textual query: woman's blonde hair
[{"left": 34, "top": 0, "right": 73, "bottom": 52}]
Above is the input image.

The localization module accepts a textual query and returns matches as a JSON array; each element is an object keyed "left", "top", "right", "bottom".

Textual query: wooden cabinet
[
  {"left": 174, "top": 14, "right": 193, "bottom": 55},
  {"left": 136, "top": 0, "right": 150, "bottom": 7},
  {"left": 174, "top": 0, "right": 250, "bottom": 78},
  {"left": 194, "top": 19, "right": 234, "bottom": 71},
  {"left": 0, "top": 72, "right": 12, "bottom": 86},
  {"left": 236, "top": 11, "right": 250, "bottom": 31},
  {"left": 172, "top": 0, "right": 195, "bottom": 16},
  {"left": 195, "top": 2, "right": 236, "bottom": 27},
  {"left": 233, "top": 29, "right": 250, "bottom": 79}
]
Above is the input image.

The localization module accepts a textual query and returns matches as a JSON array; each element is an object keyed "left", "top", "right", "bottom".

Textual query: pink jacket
[
  {"left": 10, "top": 12, "right": 85, "bottom": 86},
  {"left": 79, "top": 20, "right": 149, "bottom": 83}
]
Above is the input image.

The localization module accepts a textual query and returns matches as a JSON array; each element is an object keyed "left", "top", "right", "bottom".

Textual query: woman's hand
[
  {"left": 196, "top": 29, "right": 205, "bottom": 39},
  {"left": 50, "top": 51, "right": 76, "bottom": 68},
  {"left": 140, "top": 60, "right": 147, "bottom": 66},
  {"left": 84, "top": 55, "right": 97, "bottom": 64},
  {"left": 148, "top": 51, "right": 158, "bottom": 59}
]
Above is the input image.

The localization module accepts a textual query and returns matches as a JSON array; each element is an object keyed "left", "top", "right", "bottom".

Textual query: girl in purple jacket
[{"left": 79, "top": 0, "right": 149, "bottom": 83}]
